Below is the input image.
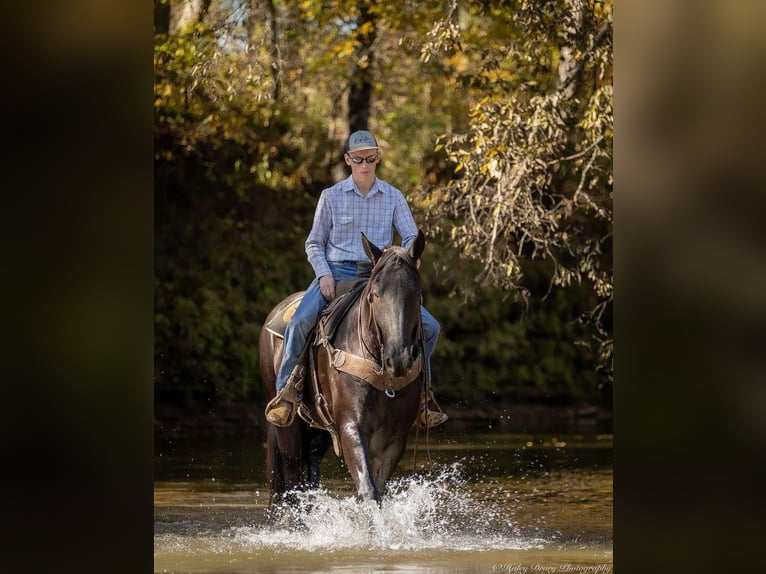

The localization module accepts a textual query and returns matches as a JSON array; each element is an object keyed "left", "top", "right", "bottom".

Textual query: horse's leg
[
  {"left": 338, "top": 421, "right": 380, "bottom": 503},
  {"left": 274, "top": 424, "right": 305, "bottom": 505},
  {"left": 370, "top": 434, "right": 409, "bottom": 499},
  {"left": 266, "top": 426, "right": 285, "bottom": 507},
  {"left": 304, "top": 429, "right": 331, "bottom": 489}
]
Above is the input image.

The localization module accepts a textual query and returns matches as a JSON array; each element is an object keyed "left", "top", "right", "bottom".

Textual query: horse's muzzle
[{"left": 383, "top": 347, "right": 417, "bottom": 378}]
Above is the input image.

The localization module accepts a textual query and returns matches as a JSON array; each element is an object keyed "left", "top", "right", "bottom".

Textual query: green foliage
[
  {"left": 417, "top": 0, "right": 613, "bottom": 377},
  {"left": 154, "top": 0, "right": 613, "bottom": 411},
  {"left": 155, "top": 12, "right": 320, "bottom": 404},
  {"left": 422, "top": 246, "right": 608, "bottom": 409}
]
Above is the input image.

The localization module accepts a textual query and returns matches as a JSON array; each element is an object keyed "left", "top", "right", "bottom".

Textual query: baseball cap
[{"left": 347, "top": 130, "right": 379, "bottom": 153}]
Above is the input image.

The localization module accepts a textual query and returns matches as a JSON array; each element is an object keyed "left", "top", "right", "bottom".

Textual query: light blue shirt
[{"left": 305, "top": 175, "right": 418, "bottom": 278}]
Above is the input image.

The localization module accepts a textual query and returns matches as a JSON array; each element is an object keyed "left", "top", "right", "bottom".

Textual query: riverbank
[{"left": 154, "top": 401, "right": 612, "bottom": 441}]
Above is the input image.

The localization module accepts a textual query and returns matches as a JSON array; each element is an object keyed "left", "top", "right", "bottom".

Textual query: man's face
[{"left": 345, "top": 151, "right": 380, "bottom": 177}]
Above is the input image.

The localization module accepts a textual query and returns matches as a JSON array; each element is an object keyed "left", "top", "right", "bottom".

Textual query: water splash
[{"left": 230, "top": 461, "right": 546, "bottom": 552}]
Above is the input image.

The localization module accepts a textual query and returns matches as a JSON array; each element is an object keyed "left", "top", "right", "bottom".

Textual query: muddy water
[{"left": 154, "top": 432, "right": 612, "bottom": 573}]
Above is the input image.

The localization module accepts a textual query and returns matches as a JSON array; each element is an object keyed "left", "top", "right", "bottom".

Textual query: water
[{"left": 155, "top": 432, "right": 612, "bottom": 573}]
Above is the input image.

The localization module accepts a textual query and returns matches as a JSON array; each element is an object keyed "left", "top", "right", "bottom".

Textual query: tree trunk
[
  {"left": 347, "top": 1, "right": 377, "bottom": 133},
  {"left": 173, "top": 0, "right": 210, "bottom": 32},
  {"left": 556, "top": 0, "right": 584, "bottom": 101},
  {"left": 265, "top": 0, "right": 282, "bottom": 105},
  {"left": 154, "top": 0, "right": 170, "bottom": 35}
]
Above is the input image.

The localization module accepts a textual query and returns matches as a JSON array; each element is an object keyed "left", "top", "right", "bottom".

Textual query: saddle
[{"left": 262, "top": 279, "right": 365, "bottom": 340}]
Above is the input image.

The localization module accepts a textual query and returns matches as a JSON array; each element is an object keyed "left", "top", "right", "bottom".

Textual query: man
[{"left": 265, "top": 129, "right": 448, "bottom": 428}]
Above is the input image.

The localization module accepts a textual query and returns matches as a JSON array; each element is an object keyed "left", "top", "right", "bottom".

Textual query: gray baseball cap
[{"left": 347, "top": 130, "right": 379, "bottom": 153}]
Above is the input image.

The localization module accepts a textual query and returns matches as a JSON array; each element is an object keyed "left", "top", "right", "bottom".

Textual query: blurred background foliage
[{"left": 154, "top": 0, "right": 612, "bottom": 418}]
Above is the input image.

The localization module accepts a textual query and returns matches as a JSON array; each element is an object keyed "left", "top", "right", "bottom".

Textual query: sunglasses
[{"left": 348, "top": 154, "right": 379, "bottom": 164}]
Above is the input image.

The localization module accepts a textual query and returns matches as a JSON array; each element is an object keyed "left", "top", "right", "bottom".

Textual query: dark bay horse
[{"left": 259, "top": 231, "right": 426, "bottom": 506}]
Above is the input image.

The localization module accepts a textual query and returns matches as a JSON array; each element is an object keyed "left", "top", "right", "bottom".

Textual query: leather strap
[{"left": 326, "top": 341, "right": 422, "bottom": 393}]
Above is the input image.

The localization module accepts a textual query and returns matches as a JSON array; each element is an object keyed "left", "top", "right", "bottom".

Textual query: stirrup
[
  {"left": 414, "top": 388, "right": 448, "bottom": 428},
  {"left": 265, "top": 395, "right": 298, "bottom": 427},
  {"left": 265, "top": 366, "right": 304, "bottom": 427},
  {"left": 415, "top": 408, "right": 448, "bottom": 428}
]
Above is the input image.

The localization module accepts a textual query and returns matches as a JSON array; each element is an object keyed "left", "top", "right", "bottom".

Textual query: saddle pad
[{"left": 264, "top": 291, "right": 305, "bottom": 338}]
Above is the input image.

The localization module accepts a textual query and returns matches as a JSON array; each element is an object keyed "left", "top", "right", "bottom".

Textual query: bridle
[{"left": 358, "top": 249, "right": 423, "bottom": 372}]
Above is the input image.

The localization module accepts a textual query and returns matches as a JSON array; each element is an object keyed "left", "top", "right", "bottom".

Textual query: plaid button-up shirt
[{"left": 305, "top": 175, "right": 418, "bottom": 279}]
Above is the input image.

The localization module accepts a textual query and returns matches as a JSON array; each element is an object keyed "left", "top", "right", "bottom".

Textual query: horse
[{"left": 258, "top": 230, "right": 427, "bottom": 507}]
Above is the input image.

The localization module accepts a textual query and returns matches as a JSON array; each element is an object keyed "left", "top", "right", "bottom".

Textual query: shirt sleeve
[
  {"left": 305, "top": 189, "right": 332, "bottom": 278},
  {"left": 393, "top": 189, "right": 418, "bottom": 248}
]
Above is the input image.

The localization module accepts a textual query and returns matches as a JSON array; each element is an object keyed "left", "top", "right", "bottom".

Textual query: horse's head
[{"left": 361, "top": 230, "right": 426, "bottom": 379}]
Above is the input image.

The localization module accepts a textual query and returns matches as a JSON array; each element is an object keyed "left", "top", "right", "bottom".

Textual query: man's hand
[{"left": 319, "top": 275, "right": 336, "bottom": 301}]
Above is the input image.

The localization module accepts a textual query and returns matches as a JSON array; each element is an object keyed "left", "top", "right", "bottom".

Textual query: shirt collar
[{"left": 344, "top": 175, "right": 384, "bottom": 197}]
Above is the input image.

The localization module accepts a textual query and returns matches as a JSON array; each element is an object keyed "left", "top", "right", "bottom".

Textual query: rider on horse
[{"left": 265, "top": 130, "right": 448, "bottom": 429}]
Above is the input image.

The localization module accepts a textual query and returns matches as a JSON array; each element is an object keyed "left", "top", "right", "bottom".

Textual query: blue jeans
[{"left": 275, "top": 261, "right": 440, "bottom": 391}]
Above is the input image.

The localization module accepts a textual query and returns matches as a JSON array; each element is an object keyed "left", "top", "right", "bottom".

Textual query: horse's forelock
[{"left": 371, "top": 247, "right": 417, "bottom": 281}]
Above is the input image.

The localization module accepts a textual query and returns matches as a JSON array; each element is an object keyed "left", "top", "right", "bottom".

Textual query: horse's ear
[
  {"left": 361, "top": 232, "right": 383, "bottom": 264},
  {"left": 409, "top": 230, "right": 426, "bottom": 261}
]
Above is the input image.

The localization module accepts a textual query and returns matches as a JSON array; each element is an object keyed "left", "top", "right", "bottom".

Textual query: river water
[{"left": 154, "top": 431, "right": 612, "bottom": 573}]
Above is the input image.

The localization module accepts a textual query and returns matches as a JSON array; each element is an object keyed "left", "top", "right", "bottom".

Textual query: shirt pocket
[
  {"left": 366, "top": 221, "right": 393, "bottom": 247},
  {"left": 333, "top": 215, "right": 357, "bottom": 241}
]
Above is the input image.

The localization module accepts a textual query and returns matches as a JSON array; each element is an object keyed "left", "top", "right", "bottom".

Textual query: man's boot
[
  {"left": 265, "top": 365, "right": 305, "bottom": 427},
  {"left": 414, "top": 387, "right": 448, "bottom": 428}
]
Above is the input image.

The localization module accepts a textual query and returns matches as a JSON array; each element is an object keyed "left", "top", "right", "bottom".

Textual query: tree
[
  {"left": 419, "top": 0, "right": 613, "bottom": 376},
  {"left": 153, "top": 0, "right": 613, "bottom": 409},
  {"left": 347, "top": 0, "right": 377, "bottom": 133}
]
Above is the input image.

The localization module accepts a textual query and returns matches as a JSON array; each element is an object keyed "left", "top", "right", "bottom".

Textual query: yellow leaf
[{"left": 358, "top": 21, "right": 374, "bottom": 37}]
